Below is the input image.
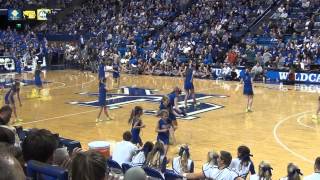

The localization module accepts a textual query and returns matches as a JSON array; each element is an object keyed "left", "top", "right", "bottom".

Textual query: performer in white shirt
[
  {"left": 279, "top": 163, "right": 303, "bottom": 180},
  {"left": 172, "top": 145, "right": 194, "bottom": 175},
  {"left": 183, "top": 150, "right": 243, "bottom": 180},
  {"left": 229, "top": 145, "right": 255, "bottom": 179},
  {"left": 112, "top": 131, "right": 138, "bottom": 165},
  {"left": 304, "top": 157, "right": 320, "bottom": 180},
  {"left": 250, "top": 161, "right": 272, "bottom": 180}
]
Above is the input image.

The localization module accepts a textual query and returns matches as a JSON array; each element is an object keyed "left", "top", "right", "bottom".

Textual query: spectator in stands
[
  {"left": 71, "top": 150, "right": 110, "bottom": 180},
  {"left": 280, "top": 163, "right": 302, "bottom": 180},
  {"left": 0, "top": 105, "right": 12, "bottom": 125},
  {"left": 22, "top": 128, "right": 59, "bottom": 164},
  {"left": 145, "top": 141, "right": 167, "bottom": 175},
  {"left": 0, "top": 105, "right": 19, "bottom": 147},
  {"left": 249, "top": 161, "right": 272, "bottom": 180},
  {"left": 124, "top": 166, "right": 147, "bottom": 180},
  {"left": 0, "top": 142, "right": 23, "bottom": 167},
  {"left": 221, "top": 63, "right": 232, "bottom": 80},
  {"left": 229, "top": 145, "right": 255, "bottom": 179},
  {"left": 112, "top": 131, "right": 138, "bottom": 165},
  {"left": 172, "top": 144, "right": 194, "bottom": 175},
  {"left": 226, "top": 49, "right": 238, "bottom": 65},
  {"left": 304, "top": 156, "right": 320, "bottom": 180},
  {"left": 0, "top": 151, "right": 25, "bottom": 180},
  {"left": 52, "top": 147, "right": 70, "bottom": 167},
  {"left": 131, "top": 141, "right": 154, "bottom": 167},
  {"left": 262, "top": 50, "right": 272, "bottom": 67},
  {"left": 184, "top": 150, "right": 243, "bottom": 180},
  {"left": 244, "top": 46, "right": 256, "bottom": 65},
  {"left": 0, "top": 126, "right": 15, "bottom": 145},
  {"left": 251, "top": 62, "right": 264, "bottom": 80}
]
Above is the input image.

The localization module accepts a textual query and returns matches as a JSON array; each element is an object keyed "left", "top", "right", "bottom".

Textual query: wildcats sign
[
  {"left": 212, "top": 66, "right": 320, "bottom": 84},
  {"left": 69, "top": 87, "right": 226, "bottom": 120},
  {"left": 276, "top": 71, "right": 320, "bottom": 83}
]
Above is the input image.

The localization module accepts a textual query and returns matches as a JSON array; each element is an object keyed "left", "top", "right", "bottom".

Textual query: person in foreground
[
  {"left": 304, "top": 156, "right": 320, "bottom": 180},
  {"left": 183, "top": 150, "right": 244, "bottom": 180},
  {"left": 249, "top": 161, "right": 272, "bottom": 180}
]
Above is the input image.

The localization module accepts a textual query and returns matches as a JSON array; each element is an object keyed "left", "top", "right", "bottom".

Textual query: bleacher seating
[{"left": 27, "top": 160, "right": 68, "bottom": 180}]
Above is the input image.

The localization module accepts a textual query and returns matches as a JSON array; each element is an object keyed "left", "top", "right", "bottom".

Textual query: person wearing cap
[
  {"left": 183, "top": 150, "right": 243, "bottom": 180},
  {"left": 249, "top": 161, "right": 272, "bottom": 180},
  {"left": 124, "top": 166, "right": 147, "bottom": 180},
  {"left": 280, "top": 163, "right": 303, "bottom": 180},
  {"left": 229, "top": 145, "right": 255, "bottom": 179},
  {"left": 304, "top": 156, "right": 320, "bottom": 180}
]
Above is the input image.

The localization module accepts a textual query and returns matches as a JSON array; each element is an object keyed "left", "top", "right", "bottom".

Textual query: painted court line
[
  {"left": 297, "top": 115, "right": 315, "bottom": 129},
  {"left": 20, "top": 109, "right": 99, "bottom": 125},
  {"left": 273, "top": 111, "right": 314, "bottom": 163}
]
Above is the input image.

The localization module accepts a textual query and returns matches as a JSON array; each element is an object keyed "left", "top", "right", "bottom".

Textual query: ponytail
[
  {"left": 180, "top": 150, "right": 189, "bottom": 173},
  {"left": 128, "top": 106, "right": 143, "bottom": 125},
  {"left": 207, "top": 151, "right": 219, "bottom": 166},
  {"left": 128, "top": 109, "right": 135, "bottom": 125}
]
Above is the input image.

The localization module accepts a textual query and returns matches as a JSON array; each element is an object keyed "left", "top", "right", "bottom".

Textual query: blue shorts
[
  {"left": 113, "top": 72, "right": 120, "bottom": 79},
  {"left": 35, "top": 77, "right": 42, "bottom": 87},
  {"left": 184, "top": 82, "right": 194, "bottom": 90},
  {"left": 131, "top": 135, "right": 142, "bottom": 145},
  {"left": 5, "top": 94, "right": 14, "bottom": 105},
  {"left": 99, "top": 97, "right": 106, "bottom": 106},
  {"left": 157, "top": 135, "right": 169, "bottom": 145},
  {"left": 243, "top": 85, "right": 254, "bottom": 95}
]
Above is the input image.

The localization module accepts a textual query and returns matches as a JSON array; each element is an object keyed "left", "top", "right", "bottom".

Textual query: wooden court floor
[{"left": 2, "top": 70, "right": 320, "bottom": 178}]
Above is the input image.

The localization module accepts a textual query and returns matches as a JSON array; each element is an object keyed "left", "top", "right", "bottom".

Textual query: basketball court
[{"left": 2, "top": 70, "right": 319, "bottom": 178}]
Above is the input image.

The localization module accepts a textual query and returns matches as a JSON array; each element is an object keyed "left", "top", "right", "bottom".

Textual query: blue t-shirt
[
  {"left": 99, "top": 82, "right": 106, "bottom": 99},
  {"left": 157, "top": 119, "right": 169, "bottom": 143},
  {"left": 98, "top": 63, "right": 105, "bottom": 79}
]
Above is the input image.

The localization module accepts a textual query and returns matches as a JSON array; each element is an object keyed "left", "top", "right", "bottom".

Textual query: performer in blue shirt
[
  {"left": 96, "top": 77, "right": 113, "bottom": 122},
  {"left": 156, "top": 110, "right": 170, "bottom": 155},
  {"left": 128, "top": 106, "right": 145, "bottom": 146},
  {"left": 16, "top": 59, "right": 22, "bottom": 74},
  {"left": 34, "top": 64, "right": 43, "bottom": 96},
  {"left": 241, "top": 67, "right": 254, "bottom": 112},
  {"left": 4, "top": 79, "right": 22, "bottom": 122},
  {"left": 112, "top": 58, "right": 121, "bottom": 88},
  {"left": 98, "top": 60, "right": 105, "bottom": 80},
  {"left": 184, "top": 61, "right": 196, "bottom": 107}
]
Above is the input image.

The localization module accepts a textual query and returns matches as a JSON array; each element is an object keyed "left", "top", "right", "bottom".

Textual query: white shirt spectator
[
  {"left": 304, "top": 172, "right": 320, "bottom": 180},
  {"left": 222, "top": 66, "right": 231, "bottom": 77},
  {"left": 229, "top": 158, "right": 254, "bottom": 178},
  {"left": 250, "top": 174, "right": 268, "bottom": 180},
  {"left": 112, "top": 140, "right": 138, "bottom": 165},
  {"left": 172, "top": 156, "right": 194, "bottom": 175},
  {"left": 131, "top": 151, "right": 146, "bottom": 167},
  {"left": 203, "top": 164, "right": 239, "bottom": 180},
  {"left": 251, "top": 65, "right": 263, "bottom": 75}
]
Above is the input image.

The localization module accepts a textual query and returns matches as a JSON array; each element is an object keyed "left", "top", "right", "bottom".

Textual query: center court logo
[{"left": 69, "top": 87, "right": 227, "bottom": 120}]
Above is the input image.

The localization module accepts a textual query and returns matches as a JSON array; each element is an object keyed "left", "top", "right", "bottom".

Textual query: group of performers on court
[{"left": 4, "top": 55, "right": 320, "bottom": 138}]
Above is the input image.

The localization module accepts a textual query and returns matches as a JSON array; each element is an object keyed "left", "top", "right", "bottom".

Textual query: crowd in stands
[
  {"left": 1, "top": 104, "right": 320, "bottom": 180},
  {"left": 239, "top": 0, "right": 320, "bottom": 71},
  {"left": 0, "top": 0, "right": 72, "bottom": 8},
  {"left": 57, "top": 0, "right": 278, "bottom": 81}
]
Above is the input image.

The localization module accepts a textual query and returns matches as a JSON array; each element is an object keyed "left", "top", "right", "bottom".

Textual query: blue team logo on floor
[{"left": 69, "top": 87, "right": 227, "bottom": 120}]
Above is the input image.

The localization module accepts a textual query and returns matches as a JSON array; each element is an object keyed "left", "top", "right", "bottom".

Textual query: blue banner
[{"left": 212, "top": 67, "right": 320, "bottom": 84}]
